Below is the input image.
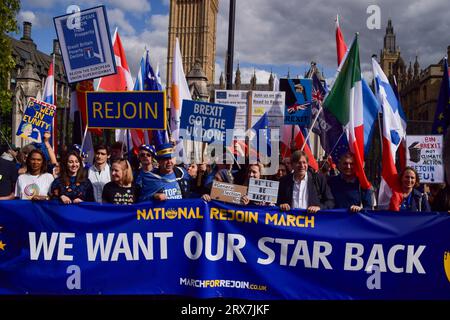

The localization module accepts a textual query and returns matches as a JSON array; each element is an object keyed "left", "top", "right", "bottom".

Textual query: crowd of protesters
[{"left": 1, "top": 133, "right": 449, "bottom": 213}]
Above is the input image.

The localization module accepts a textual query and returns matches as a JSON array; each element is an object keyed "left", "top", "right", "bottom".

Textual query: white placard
[
  {"left": 247, "top": 178, "right": 279, "bottom": 203},
  {"left": 215, "top": 90, "right": 248, "bottom": 135},
  {"left": 406, "top": 135, "right": 444, "bottom": 183}
]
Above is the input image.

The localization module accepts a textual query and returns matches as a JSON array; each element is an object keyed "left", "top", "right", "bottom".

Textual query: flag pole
[
  {"left": 80, "top": 125, "right": 89, "bottom": 154},
  {"left": 300, "top": 107, "right": 323, "bottom": 151}
]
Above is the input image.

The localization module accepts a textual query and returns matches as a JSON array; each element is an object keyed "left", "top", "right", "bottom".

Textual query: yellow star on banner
[
  {"left": 437, "top": 127, "right": 444, "bottom": 133},
  {"left": 0, "top": 241, "right": 6, "bottom": 251},
  {"left": 438, "top": 113, "right": 445, "bottom": 120}
]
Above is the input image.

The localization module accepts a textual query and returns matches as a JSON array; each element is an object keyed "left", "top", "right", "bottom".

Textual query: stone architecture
[
  {"left": 379, "top": 19, "right": 401, "bottom": 80},
  {"left": 8, "top": 22, "right": 70, "bottom": 147},
  {"left": 379, "top": 20, "right": 450, "bottom": 134},
  {"left": 166, "top": 0, "right": 219, "bottom": 97},
  {"left": 186, "top": 59, "right": 210, "bottom": 101}
]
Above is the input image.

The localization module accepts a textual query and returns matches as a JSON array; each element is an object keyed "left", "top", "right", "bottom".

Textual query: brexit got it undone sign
[
  {"left": 86, "top": 91, "right": 166, "bottom": 129},
  {"left": 53, "top": 6, "right": 115, "bottom": 83},
  {"left": 180, "top": 100, "right": 237, "bottom": 143},
  {"left": 16, "top": 98, "right": 56, "bottom": 143}
]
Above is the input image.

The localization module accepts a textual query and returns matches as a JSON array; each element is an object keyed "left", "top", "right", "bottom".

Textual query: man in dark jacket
[
  {"left": 277, "top": 150, "right": 334, "bottom": 213},
  {"left": 328, "top": 152, "right": 374, "bottom": 212}
]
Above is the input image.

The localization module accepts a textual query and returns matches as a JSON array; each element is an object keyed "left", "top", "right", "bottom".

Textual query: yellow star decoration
[
  {"left": 0, "top": 241, "right": 6, "bottom": 251},
  {"left": 437, "top": 127, "right": 444, "bottom": 133},
  {"left": 438, "top": 113, "right": 445, "bottom": 120}
]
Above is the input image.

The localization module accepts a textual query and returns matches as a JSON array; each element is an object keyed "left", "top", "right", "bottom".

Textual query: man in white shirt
[
  {"left": 277, "top": 150, "right": 334, "bottom": 213},
  {"left": 88, "top": 145, "right": 111, "bottom": 203}
]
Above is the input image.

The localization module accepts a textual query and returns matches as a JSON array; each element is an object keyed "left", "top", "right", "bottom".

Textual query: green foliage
[{"left": 0, "top": 0, "right": 20, "bottom": 142}]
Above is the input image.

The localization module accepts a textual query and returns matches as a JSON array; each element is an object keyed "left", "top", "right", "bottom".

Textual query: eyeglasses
[{"left": 139, "top": 153, "right": 152, "bottom": 158}]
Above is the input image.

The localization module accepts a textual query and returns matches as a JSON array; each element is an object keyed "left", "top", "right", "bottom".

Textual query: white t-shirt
[
  {"left": 15, "top": 173, "right": 54, "bottom": 200},
  {"left": 88, "top": 163, "right": 111, "bottom": 203}
]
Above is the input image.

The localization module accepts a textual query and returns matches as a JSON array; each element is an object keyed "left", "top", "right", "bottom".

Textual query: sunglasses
[{"left": 139, "top": 153, "right": 152, "bottom": 158}]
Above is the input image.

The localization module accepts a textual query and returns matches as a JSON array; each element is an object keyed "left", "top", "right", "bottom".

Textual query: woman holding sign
[
  {"left": 397, "top": 167, "right": 431, "bottom": 212},
  {"left": 50, "top": 152, "right": 94, "bottom": 204}
]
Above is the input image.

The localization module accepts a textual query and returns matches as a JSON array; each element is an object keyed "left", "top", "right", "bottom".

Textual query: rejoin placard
[{"left": 86, "top": 91, "right": 166, "bottom": 129}]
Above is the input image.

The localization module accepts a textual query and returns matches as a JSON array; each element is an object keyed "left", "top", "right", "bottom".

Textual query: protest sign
[
  {"left": 210, "top": 181, "right": 247, "bottom": 204},
  {"left": 54, "top": 5, "right": 115, "bottom": 83},
  {"left": 248, "top": 91, "right": 285, "bottom": 129},
  {"left": 179, "top": 100, "right": 236, "bottom": 143},
  {"left": 280, "top": 78, "right": 312, "bottom": 126},
  {"left": 406, "top": 135, "right": 444, "bottom": 183},
  {"left": 86, "top": 91, "right": 166, "bottom": 129},
  {"left": 247, "top": 178, "right": 279, "bottom": 204},
  {"left": 16, "top": 98, "right": 56, "bottom": 143}
]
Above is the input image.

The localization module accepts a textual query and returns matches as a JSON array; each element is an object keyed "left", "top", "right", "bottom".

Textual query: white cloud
[
  {"left": 216, "top": 0, "right": 450, "bottom": 79},
  {"left": 238, "top": 67, "right": 272, "bottom": 84},
  {"left": 107, "top": 9, "right": 136, "bottom": 35},
  {"left": 120, "top": 14, "right": 169, "bottom": 85},
  {"left": 107, "top": 0, "right": 151, "bottom": 13},
  {"left": 18, "top": 10, "right": 38, "bottom": 26}
]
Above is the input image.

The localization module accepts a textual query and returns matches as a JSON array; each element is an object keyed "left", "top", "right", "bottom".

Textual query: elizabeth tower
[{"left": 166, "top": 0, "right": 219, "bottom": 92}]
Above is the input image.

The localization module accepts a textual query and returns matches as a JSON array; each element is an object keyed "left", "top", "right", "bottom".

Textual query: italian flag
[{"left": 323, "top": 34, "right": 371, "bottom": 189}]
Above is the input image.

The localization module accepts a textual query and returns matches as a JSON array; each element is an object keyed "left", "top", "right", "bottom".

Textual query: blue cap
[
  {"left": 155, "top": 143, "right": 173, "bottom": 159},
  {"left": 138, "top": 144, "right": 155, "bottom": 156}
]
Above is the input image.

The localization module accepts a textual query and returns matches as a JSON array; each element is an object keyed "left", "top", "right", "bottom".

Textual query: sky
[{"left": 14, "top": 0, "right": 450, "bottom": 87}]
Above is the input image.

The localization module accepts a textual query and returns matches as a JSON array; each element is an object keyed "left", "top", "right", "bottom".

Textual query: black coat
[{"left": 277, "top": 171, "right": 335, "bottom": 209}]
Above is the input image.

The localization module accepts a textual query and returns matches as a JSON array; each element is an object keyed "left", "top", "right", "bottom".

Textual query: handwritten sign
[
  {"left": 247, "top": 178, "right": 279, "bottom": 204},
  {"left": 210, "top": 181, "right": 247, "bottom": 204},
  {"left": 406, "top": 135, "right": 444, "bottom": 183}
]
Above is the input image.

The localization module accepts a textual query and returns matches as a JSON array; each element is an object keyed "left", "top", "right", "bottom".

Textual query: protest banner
[
  {"left": 54, "top": 5, "right": 116, "bottom": 83},
  {"left": 86, "top": 91, "right": 166, "bottom": 129},
  {"left": 280, "top": 78, "right": 312, "bottom": 126},
  {"left": 210, "top": 181, "right": 247, "bottom": 204},
  {"left": 247, "top": 178, "right": 279, "bottom": 204},
  {"left": 1, "top": 199, "right": 450, "bottom": 299},
  {"left": 406, "top": 135, "right": 444, "bottom": 183},
  {"left": 16, "top": 98, "right": 56, "bottom": 143},
  {"left": 179, "top": 100, "right": 237, "bottom": 143}
]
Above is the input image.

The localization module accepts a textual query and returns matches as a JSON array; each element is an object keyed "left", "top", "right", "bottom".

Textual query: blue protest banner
[
  {"left": 15, "top": 98, "right": 56, "bottom": 143},
  {"left": 280, "top": 78, "right": 312, "bottom": 125},
  {"left": 1, "top": 199, "right": 450, "bottom": 299},
  {"left": 86, "top": 91, "right": 166, "bottom": 129},
  {"left": 179, "top": 100, "right": 237, "bottom": 143},
  {"left": 53, "top": 5, "right": 116, "bottom": 83}
]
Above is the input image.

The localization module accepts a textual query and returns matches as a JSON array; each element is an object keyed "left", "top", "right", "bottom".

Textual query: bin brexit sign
[
  {"left": 406, "top": 135, "right": 444, "bottom": 183},
  {"left": 54, "top": 5, "right": 115, "bottom": 83}
]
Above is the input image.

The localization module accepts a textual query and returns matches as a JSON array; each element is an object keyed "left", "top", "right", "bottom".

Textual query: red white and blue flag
[{"left": 372, "top": 58, "right": 407, "bottom": 210}]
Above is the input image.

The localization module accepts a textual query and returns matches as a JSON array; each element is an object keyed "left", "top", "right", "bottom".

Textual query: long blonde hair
[{"left": 112, "top": 159, "right": 133, "bottom": 186}]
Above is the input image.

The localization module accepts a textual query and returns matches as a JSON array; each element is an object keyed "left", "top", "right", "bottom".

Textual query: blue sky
[{"left": 14, "top": 0, "right": 450, "bottom": 87}]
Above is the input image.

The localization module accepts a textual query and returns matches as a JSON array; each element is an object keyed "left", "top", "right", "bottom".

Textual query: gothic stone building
[{"left": 8, "top": 22, "right": 70, "bottom": 148}]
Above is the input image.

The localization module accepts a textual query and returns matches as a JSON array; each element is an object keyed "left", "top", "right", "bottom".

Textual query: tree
[{"left": 0, "top": 0, "right": 20, "bottom": 142}]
